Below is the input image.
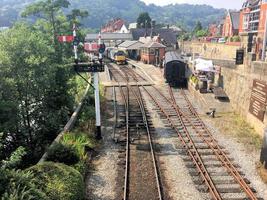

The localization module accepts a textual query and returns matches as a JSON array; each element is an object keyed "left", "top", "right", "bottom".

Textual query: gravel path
[
  {"left": 86, "top": 88, "right": 119, "bottom": 200},
  {"left": 185, "top": 89, "right": 267, "bottom": 199}
]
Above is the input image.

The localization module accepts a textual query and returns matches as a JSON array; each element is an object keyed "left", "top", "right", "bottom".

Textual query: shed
[
  {"left": 140, "top": 41, "right": 166, "bottom": 65},
  {"left": 118, "top": 40, "right": 144, "bottom": 59}
]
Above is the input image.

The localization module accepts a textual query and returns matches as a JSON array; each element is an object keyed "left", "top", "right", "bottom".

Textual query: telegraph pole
[{"left": 94, "top": 32, "right": 102, "bottom": 140}]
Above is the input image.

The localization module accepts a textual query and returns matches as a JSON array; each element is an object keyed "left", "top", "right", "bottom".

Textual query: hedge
[{"left": 28, "top": 162, "right": 85, "bottom": 200}]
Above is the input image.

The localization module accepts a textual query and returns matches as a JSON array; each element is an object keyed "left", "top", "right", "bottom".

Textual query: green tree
[
  {"left": 21, "top": 0, "right": 70, "bottom": 62},
  {"left": 196, "top": 29, "right": 208, "bottom": 38},
  {"left": 137, "top": 12, "right": 152, "bottom": 28},
  {"left": 193, "top": 21, "right": 203, "bottom": 33},
  {"left": 67, "top": 9, "right": 89, "bottom": 27},
  {"left": 0, "top": 23, "right": 74, "bottom": 165}
]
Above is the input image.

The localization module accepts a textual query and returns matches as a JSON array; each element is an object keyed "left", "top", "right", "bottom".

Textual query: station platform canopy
[
  {"left": 85, "top": 33, "right": 133, "bottom": 42},
  {"left": 118, "top": 40, "right": 144, "bottom": 50}
]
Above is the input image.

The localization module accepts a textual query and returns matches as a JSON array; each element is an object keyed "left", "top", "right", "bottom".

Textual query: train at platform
[
  {"left": 164, "top": 51, "right": 187, "bottom": 87},
  {"left": 106, "top": 48, "right": 127, "bottom": 65}
]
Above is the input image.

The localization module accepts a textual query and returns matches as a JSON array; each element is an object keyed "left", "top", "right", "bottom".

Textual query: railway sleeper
[
  {"left": 186, "top": 162, "right": 240, "bottom": 169},
  {"left": 221, "top": 193, "right": 262, "bottom": 200},
  {"left": 182, "top": 156, "right": 235, "bottom": 162},
  {"left": 193, "top": 176, "right": 247, "bottom": 185},
  {"left": 197, "top": 184, "right": 243, "bottom": 194},
  {"left": 178, "top": 149, "right": 229, "bottom": 156}
]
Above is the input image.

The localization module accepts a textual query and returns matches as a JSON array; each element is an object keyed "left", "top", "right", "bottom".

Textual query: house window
[
  {"left": 149, "top": 49, "right": 155, "bottom": 55},
  {"left": 243, "top": 14, "right": 249, "bottom": 30}
]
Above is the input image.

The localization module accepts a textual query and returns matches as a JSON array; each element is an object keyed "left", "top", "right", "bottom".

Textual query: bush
[
  {"left": 61, "top": 132, "right": 95, "bottom": 161},
  {"left": 46, "top": 142, "right": 79, "bottom": 165},
  {"left": 0, "top": 168, "right": 47, "bottom": 200},
  {"left": 28, "top": 162, "right": 85, "bottom": 200},
  {"left": 232, "top": 36, "right": 240, "bottom": 42}
]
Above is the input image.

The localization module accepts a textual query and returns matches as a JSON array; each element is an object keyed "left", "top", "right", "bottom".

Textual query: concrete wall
[{"left": 184, "top": 41, "right": 267, "bottom": 136}]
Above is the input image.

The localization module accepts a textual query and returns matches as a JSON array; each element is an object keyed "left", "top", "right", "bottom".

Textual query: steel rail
[
  {"left": 177, "top": 89, "right": 258, "bottom": 200},
  {"left": 125, "top": 67, "right": 222, "bottom": 200},
  {"left": 126, "top": 67, "right": 259, "bottom": 199},
  {"left": 120, "top": 67, "right": 163, "bottom": 200},
  {"left": 108, "top": 65, "right": 130, "bottom": 200},
  {"left": 149, "top": 83, "right": 257, "bottom": 199}
]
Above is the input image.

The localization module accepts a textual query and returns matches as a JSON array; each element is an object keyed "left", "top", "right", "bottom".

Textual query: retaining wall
[{"left": 184, "top": 42, "right": 267, "bottom": 136}]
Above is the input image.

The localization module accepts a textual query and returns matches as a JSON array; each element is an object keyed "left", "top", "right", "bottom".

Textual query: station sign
[
  {"left": 74, "top": 62, "right": 105, "bottom": 73},
  {"left": 236, "top": 49, "right": 244, "bottom": 65},
  {"left": 249, "top": 79, "right": 267, "bottom": 122}
]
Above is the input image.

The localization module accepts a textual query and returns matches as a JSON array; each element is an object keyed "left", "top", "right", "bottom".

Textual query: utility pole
[
  {"left": 262, "top": 10, "right": 267, "bottom": 61},
  {"left": 94, "top": 32, "right": 102, "bottom": 140}
]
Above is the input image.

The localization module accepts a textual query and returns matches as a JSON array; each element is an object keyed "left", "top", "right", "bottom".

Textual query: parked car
[{"left": 218, "top": 38, "right": 226, "bottom": 43}]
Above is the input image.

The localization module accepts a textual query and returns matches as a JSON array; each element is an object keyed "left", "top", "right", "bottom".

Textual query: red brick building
[
  {"left": 209, "top": 24, "right": 219, "bottom": 37},
  {"left": 239, "top": 0, "right": 267, "bottom": 53},
  {"left": 101, "top": 18, "right": 128, "bottom": 33},
  {"left": 222, "top": 11, "right": 240, "bottom": 37}
]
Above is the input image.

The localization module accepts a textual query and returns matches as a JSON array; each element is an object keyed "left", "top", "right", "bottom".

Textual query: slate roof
[
  {"left": 141, "top": 41, "right": 166, "bottom": 48},
  {"left": 131, "top": 28, "right": 178, "bottom": 47},
  {"left": 118, "top": 40, "right": 144, "bottom": 50},
  {"left": 229, "top": 11, "right": 240, "bottom": 30},
  {"left": 85, "top": 33, "right": 133, "bottom": 41}
]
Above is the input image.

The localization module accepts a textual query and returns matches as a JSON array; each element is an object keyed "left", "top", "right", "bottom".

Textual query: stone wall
[
  {"left": 182, "top": 41, "right": 241, "bottom": 60},
  {"left": 184, "top": 41, "right": 267, "bottom": 136},
  {"left": 220, "top": 62, "right": 267, "bottom": 136}
]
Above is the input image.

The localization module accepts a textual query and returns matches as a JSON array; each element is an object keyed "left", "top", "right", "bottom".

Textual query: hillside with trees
[{"left": 0, "top": 0, "right": 226, "bottom": 30}]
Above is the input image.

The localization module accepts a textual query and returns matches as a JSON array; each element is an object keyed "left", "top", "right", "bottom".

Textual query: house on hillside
[
  {"left": 222, "top": 10, "right": 240, "bottom": 37},
  {"left": 101, "top": 18, "right": 129, "bottom": 33},
  {"left": 239, "top": 0, "right": 267, "bottom": 55},
  {"left": 128, "top": 23, "right": 138, "bottom": 30},
  {"left": 208, "top": 24, "right": 219, "bottom": 37}
]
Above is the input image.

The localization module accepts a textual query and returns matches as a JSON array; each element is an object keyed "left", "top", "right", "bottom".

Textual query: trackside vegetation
[{"left": 0, "top": 0, "right": 97, "bottom": 199}]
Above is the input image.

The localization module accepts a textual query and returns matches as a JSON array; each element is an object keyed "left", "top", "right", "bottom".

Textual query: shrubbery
[
  {"left": 0, "top": 168, "right": 47, "bottom": 200},
  {"left": 46, "top": 142, "right": 79, "bottom": 165},
  {"left": 28, "top": 162, "right": 85, "bottom": 200}
]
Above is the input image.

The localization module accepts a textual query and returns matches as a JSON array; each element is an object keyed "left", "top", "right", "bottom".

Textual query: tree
[
  {"left": 137, "top": 12, "right": 152, "bottom": 28},
  {"left": 193, "top": 21, "right": 203, "bottom": 33},
  {"left": 21, "top": 0, "right": 70, "bottom": 62},
  {"left": 67, "top": 9, "right": 89, "bottom": 26},
  {"left": 0, "top": 23, "right": 75, "bottom": 165},
  {"left": 196, "top": 29, "right": 208, "bottom": 38}
]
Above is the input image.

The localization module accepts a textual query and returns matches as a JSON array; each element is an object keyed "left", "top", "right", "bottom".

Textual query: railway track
[
  {"left": 123, "top": 66, "right": 262, "bottom": 200},
  {"left": 108, "top": 63, "right": 163, "bottom": 200}
]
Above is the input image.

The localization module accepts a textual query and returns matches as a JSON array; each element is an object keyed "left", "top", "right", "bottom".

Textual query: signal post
[{"left": 72, "top": 25, "right": 105, "bottom": 140}]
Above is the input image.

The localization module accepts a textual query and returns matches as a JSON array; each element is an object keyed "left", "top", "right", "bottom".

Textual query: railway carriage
[{"left": 164, "top": 51, "right": 187, "bottom": 87}]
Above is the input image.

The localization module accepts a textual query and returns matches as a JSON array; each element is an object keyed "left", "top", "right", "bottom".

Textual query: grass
[
  {"left": 256, "top": 162, "right": 267, "bottom": 184},
  {"left": 210, "top": 112, "right": 262, "bottom": 150}
]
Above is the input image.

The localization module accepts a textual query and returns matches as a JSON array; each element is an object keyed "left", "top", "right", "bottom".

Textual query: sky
[{"left": 141, "top": 0, "right": 243, "bottom": 9}]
